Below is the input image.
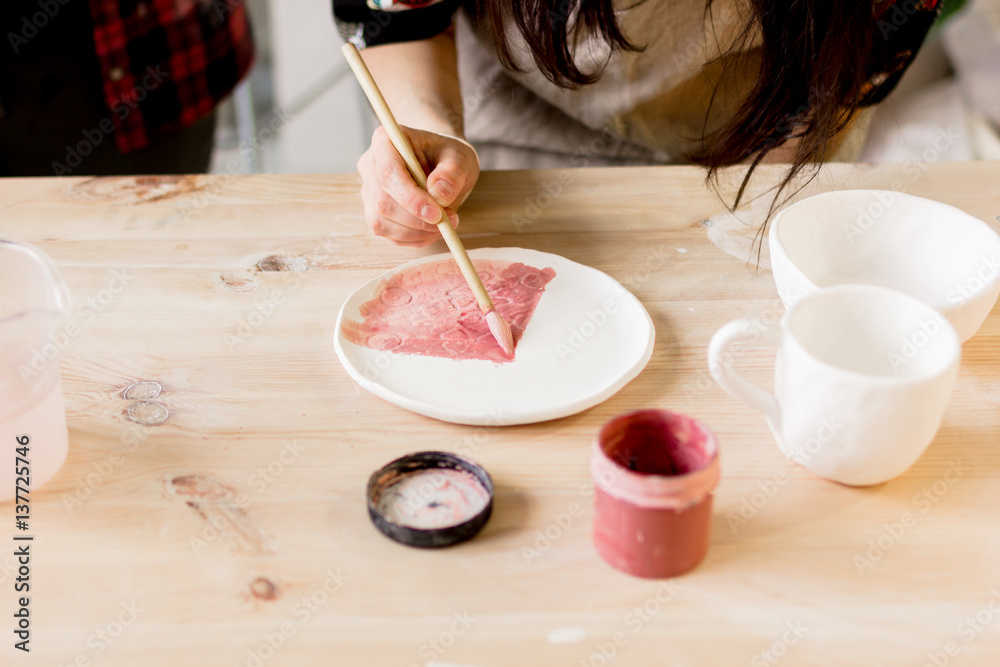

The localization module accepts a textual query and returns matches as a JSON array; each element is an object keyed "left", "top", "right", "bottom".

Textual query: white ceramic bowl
[{"left": 769, "top": 190, "right": 1000, "bottom": 342}]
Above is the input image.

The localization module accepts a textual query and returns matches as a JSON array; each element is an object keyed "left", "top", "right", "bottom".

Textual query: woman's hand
[{"left": 357, "top": 126, "right": 480, "bottom": 247}]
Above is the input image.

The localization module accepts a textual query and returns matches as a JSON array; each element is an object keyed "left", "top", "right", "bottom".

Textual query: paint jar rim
[
  {"left": 591, "top": 409, "right": 720, "bottom": 510},
  {"left": 366, "top": 450, "right": 494, "bottom": 549}
]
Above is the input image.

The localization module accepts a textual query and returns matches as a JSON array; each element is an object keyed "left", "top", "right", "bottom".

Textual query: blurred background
[
  {"left": 215, "top": 0, "right": 999, "bottom": 176},
  {"left": 211, "top": 0, "right": 372, "bottom": 175}
]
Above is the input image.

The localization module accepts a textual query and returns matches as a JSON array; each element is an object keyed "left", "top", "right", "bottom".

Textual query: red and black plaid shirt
[{"left": 88, "top": 0, "right": 254, "bottom": 152}]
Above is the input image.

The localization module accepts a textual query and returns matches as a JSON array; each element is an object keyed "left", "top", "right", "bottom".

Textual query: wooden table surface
[{"left": 2, "top": 162, "right": 999, "bottom": 666}]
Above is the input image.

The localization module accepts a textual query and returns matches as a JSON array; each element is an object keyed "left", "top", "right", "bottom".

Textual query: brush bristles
[{"left": 485, "top": 309, "right": 515, "bottom": 357}]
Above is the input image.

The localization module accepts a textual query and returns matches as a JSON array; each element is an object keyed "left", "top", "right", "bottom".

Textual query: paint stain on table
[
  {"left": 67, "top": 175, "right": 208, "bottom": 205},
  {"left": 215, "top": 271, "right": 260, "bottom": 293},
  {"left": 257, "top": 254, "right": 309, "bottom": 272},
  {"left": 342, "top": 259, "right": 556, "bottom": 363},
  {"left": 165, "top": 474, "right": 272, "bottom": 555}
]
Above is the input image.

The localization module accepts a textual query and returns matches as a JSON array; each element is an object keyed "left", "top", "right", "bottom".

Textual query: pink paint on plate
[{"left": 342, "top": 259, "right": 556, "bottom": 362}]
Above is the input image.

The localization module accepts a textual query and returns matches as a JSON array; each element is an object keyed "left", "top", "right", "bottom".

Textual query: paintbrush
[{"left": 341, "top": 43, "right": 514, "bottom": 357}]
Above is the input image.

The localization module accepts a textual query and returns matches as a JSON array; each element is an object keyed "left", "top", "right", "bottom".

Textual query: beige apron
[{"left": 456, "top": 0, "right": 865, "bottom": 169}]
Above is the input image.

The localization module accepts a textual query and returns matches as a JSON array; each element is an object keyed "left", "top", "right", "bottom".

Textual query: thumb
[{"left": 426, "top": 143, "right": 478, "bottom": 208}]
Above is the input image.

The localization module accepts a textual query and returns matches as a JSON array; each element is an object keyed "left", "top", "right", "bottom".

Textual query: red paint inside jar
[
  {"left": 606, "top": 418, "right": 713, "bottom": 476},
  {"left": 592, "top": 410, "right": 719, "bottom": 579}
]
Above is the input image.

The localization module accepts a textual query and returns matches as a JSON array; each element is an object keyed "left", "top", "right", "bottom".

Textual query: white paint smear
[
  {"left": 704, "top": 209, "right": 771, "bottom": 270},
  {"left": 547, "top": 626, "right": 587, "bottom": 644}
]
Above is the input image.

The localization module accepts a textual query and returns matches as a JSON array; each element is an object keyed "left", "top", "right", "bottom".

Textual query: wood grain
[{"left": 1, "top": 163, "right": 998, "bottom": 666}]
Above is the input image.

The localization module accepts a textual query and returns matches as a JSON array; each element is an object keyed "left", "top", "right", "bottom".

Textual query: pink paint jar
[{"left": 591, "top": 409, "right": 720, "bottom": 578}]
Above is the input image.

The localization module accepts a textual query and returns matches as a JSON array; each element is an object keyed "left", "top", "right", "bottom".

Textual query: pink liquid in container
[{"left": 1, "top": 240, "right": 71, "bottom": 502}]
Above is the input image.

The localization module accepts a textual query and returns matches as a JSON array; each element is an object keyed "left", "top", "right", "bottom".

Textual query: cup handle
[{"left": 707, "top": 320, "right": 781, "bottom": 428}]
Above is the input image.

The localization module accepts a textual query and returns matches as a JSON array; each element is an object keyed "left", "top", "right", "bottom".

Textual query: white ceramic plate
[{"left": 334, "top": 248, "right": 655, "bottom": 425}]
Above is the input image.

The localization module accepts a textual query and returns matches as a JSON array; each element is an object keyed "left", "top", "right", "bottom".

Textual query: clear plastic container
[{"left": 1, "top": 240, "right": 71, "bottom": 502}]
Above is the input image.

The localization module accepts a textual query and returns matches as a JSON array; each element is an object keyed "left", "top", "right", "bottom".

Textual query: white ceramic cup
[
  {"left": 769, "top": 190, "right": 1000, "bottom": 342},
  {"left": 708, "top": 285, "right": 960, "bottom": 486}
]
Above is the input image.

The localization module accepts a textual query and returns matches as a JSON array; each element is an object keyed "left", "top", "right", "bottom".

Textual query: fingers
[
  {"left": 357, "top": 133, "right": 438, "bottom": 246},
  {"left": 359, "top": 178, "right": 437, "bottom": 245},
  {"left": 370, "top": 127, "right": 444, "bottom": 223},
  {"left": 419, "top": 136, "right": 480, "bottom": 209},
  {"left": 357, "top": 126, "right": 476, "bottom": 246}
]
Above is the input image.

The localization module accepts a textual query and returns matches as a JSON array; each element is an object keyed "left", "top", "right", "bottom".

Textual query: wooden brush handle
[{"left": 341, "top": 43, "right": 495, "bottom": 314}]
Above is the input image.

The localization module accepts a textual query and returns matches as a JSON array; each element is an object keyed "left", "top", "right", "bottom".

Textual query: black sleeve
[
  {"left": 332, "top": 0, "right": 464, "bottom": 48},
  {"left": 861, "top": 0, "right": 943, "bottom": 105}
]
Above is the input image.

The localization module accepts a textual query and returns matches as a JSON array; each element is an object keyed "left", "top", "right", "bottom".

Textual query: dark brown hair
[{"left": 476, "top": 0, "right": 878, "bottom": 208}]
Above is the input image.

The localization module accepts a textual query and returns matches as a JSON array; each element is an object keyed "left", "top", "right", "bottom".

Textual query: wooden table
[{"left": 3, "top": 163, "right": 999, "bottom": 666}]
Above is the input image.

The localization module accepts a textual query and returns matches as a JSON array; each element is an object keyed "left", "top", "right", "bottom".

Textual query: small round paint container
[
  {"left": 591, "top": 409, "right": 720, "bottom": 578},
  {"left": 367, "top": 451, "right": 494, "bottom": 548}
]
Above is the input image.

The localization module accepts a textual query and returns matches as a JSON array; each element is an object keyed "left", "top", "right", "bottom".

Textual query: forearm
[{"left": 359, "top": 31, "right": 465, "bottom": 138}]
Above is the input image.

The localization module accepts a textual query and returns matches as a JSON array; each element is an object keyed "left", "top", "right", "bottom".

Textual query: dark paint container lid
[{"left": 367, "top": 451, "right": 494, "bottom": 549}]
